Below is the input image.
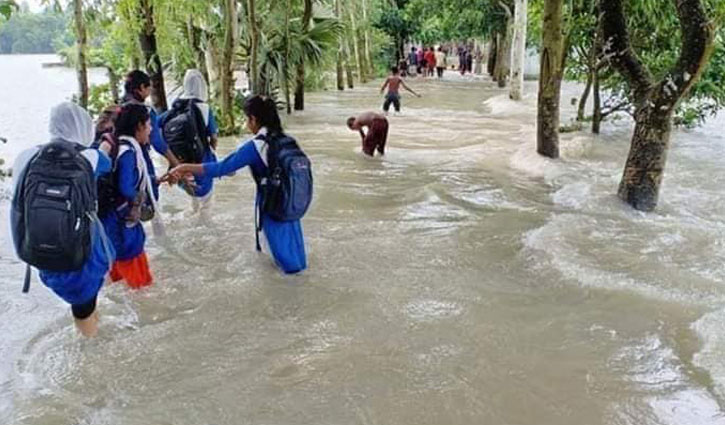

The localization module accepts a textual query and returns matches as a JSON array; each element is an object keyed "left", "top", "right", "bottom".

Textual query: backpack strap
[
  {"left": 189, "top": 99, "right": 209, "bottom": 144},
  {"left": 88, "top": 211, "right": 115, "bottom": 267},
  {"left": 255, "top": 198, "right": 263, "bottom": 252},
  {"left": 22, "top": 264, "right": 31, "bottom": 293},
  {"left": 253, "top": 132, "right": 272, "bottom": 252},
  {"left": 252, "top": 134, "right": 269, "bottom": 252},
  {"left": 100, "top": 132, "right": 119, "bottom": 159}
]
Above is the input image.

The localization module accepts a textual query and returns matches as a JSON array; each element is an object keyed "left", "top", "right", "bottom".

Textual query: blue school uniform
[
  {"left": 149, "top": 107, "right": 168, "bottom": 158},
  {"left": 35, "top": 149, "right": 117, "bottom": 305},
  {"left": 160, "top": 102, "right": 220, "bottom": 198},
  {"left": 123, "top": 97, "right": 168, "bottom": 158},
  {"left": 193, "top": 109, "right": 219, "bottom": 197},
  {"left": 202, "top": 130, "right": 307, "bottom": 274},
  {"left": 100, "top": 138, "right": 149, "bottom": 261}
]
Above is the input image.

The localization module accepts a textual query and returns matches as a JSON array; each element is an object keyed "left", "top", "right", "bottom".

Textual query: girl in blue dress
[{"left": 162, "top": 96, "right": 307, "bottom": 274}]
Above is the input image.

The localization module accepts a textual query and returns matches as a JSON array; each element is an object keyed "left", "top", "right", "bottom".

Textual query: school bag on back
[
  {"left": 252, "top": 132, "right": 312, "bottom": 253},
  {"left": 11, "top": 140, "right": 97, "bottom": 275},
  {"left": 253, "top": 133, "right": 313, "bottom": 250},
  {"left": 160, "top": 98, "right": 207, "bottom": 163},
  {"left": 89, "top": 132, "right": 121, "bottom": 217}
]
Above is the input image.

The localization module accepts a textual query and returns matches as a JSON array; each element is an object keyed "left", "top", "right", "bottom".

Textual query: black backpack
[
  {"left": 160, "top": 98, "right": 207, "bottom": 163},
  {"left": 89, "top": 132, "right": 124, "bottom": 217},
  {"left": 253, "top": 133, "right": 313, "bottom": 250},
  {"left": 11, "top": 141, "right": 97, "bottom": 288}
]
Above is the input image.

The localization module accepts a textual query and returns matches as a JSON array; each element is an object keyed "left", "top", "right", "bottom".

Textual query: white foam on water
[
  {"left": 692, "top": 308, "right": 725, "bottom": 401},
  {"left": 404, "top": 299, "right": 463, "bottom": 322},
  {"left": 610, "top": 335, "right": 725, "bottom": 425}
]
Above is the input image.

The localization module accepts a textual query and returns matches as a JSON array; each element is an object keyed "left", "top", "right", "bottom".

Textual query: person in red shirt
[{"left": 424, "top": 47, "right": 436, "bottom": 77}]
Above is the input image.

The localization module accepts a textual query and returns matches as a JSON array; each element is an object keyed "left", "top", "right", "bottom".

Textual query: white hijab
[
  {"left": 179, "top": 69, "right": 210, "bottom": 125},
  {"left": 180, "top": 69, "right": 208, "bottom": 102},
  {"left": 14, "top": 102, "right": 95, "bottom": 188},
  {"left": 48, "top": 101, "right": 95, "bottom": 146}
]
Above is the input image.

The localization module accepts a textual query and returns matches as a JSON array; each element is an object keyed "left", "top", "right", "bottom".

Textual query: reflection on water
[{"left": 1, "top": 55, "right": 725, "bottom": 425}]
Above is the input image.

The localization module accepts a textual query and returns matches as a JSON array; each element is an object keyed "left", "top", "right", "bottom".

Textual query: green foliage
[
  {"left": 375, "top": 6, "right": 414, "bottom": 42},
  {"left": 604, "top": 0, "right": 725, "bottom": 127},
  {"left": 86, "top": 83, "right": 115, "bottom": 118},
  {"left": 0, "top": 0, "right": 18, "bottom": 20},
  {"left": 402, "top": 0, "right": 509, "bottom": 43},
  {"left": 0, "top": 7, "right": 68, "bottom": 53}
]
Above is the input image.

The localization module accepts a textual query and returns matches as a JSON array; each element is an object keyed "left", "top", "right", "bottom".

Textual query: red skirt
[{"left": 110, "top": 252, "right": 153, "bottom": 289}]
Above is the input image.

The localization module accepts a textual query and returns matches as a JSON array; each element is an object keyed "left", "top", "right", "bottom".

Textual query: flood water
[{"left": 2, "top": 55, "right": 725, "bottom": 425}]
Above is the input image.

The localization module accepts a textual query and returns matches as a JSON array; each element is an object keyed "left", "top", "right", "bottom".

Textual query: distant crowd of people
[{"left": 398, "top": 44, "right": 484, "bottom": 79}]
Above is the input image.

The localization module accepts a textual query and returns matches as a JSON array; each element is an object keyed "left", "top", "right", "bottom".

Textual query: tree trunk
[
  {"left": 492, "top": 34, "right": 501, "bottom": 81},
  {"left": 335, "top": 0, "right": 344, "bottom": 91},
  {"left": 577, "top": 72, "right": 592, "bottom": 121},
  {"left": 344, "top": 38, "right": 354, "bottom": 89},
  {"left": 536, "top": 0, "right": 564, "bottom": 159},
  {"left": 138, "top": 0, "right": 167, "bottom": 111},
  {"left": 294, "top": 64, "right": 306, "bottom": 110},
  {"left": 203, "top": 31, "right": 221, "bottom": 106},
  {"left": 220, "top": 0, "right": 237, "bottom": 132},
  {"left": 107, "top": 67, "right": 119, "bottom": 104},
  {"left": 592, "top": 69, "right": 602, "bottom": 133},
  {"left": 510, "top": 0, "right": 527, "bottom": 100},
  {"left": 283, "top": 0, "right": 292, "bottom": 114},
  {"left": 73, "top": 0, "right": 88, "bottom": 108},
  {"left": 187, "top": 20, "right": 209, "bottom": 85},
  {"left": 495, "top": 21, "right": 513, "bottom": 88},
  {"left": 487, "top": 36, "right": 497, "bottom": 76},
  {"left": 361, "top": 0, "right": 374, "bottom": 77},
  {"left": 358, "top": 33, "right": 368, "bottom": 83},
  {"left": 294, "top": 0, "right": 313, "bottom": 111},
  {"left": 342, "top": 0, "right": 354, "bottom": 89},
  {"left": 600, "top": 0, "right": 715, "bottom": 211},
  {"left": 348, "top": 0, "right": 363, "bottom": 83},
  {"left": 336, "top": 51, "right": 345, "bottom": 91},
  {"left": 247, "top": 0, "right": 260, "bottom": 95}
]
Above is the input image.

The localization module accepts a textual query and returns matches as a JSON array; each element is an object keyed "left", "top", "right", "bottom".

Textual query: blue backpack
[{"left": 253, "top": 132, "right": 313, "bottom": 251}]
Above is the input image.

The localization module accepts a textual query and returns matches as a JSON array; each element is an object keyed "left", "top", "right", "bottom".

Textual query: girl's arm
[
  {"left": 162, "top": 141, "right": 260, "bottom": 182},
  {"left": 117, "top": 151, "right": 140, "bottom": 201}
]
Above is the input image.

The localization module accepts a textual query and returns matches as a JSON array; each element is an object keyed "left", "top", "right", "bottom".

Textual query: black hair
[
  {"left": 95, "top": 105, "right": 121, "bottom": 134},
  {"left": 114, "top": 103, "right": 150, "bottom": 138},
  {"left": 243, "top": 95, "right": 283, "bottom": 134},
  {"left": 391, "top": 66, "right": 399, "bottom": 74},
  {"left": 123, "top": 70, "right": 151, "bottom": 102}
]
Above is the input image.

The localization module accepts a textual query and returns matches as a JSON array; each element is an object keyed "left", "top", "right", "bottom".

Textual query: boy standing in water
[
  {"left": 347, "top": 112, "right": 389, "bottom": 157},
  {"left": 380, "top": 66, "right": 421, "bottom": 115}
]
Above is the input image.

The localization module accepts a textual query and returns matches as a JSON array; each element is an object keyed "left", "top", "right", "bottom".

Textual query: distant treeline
[{"left": 0, "top": 9, "right": 69, "bottom": 54}]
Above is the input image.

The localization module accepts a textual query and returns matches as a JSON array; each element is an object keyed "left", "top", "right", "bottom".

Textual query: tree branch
[
  {"left": 599, "top": 0, "right": 654, "bottom": 106},
  {"left": 655, "top": 0, "right": 715, "bottom": 108},
  {"left": 498, "top": 1, "right": 512, "bottom": 20}
]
